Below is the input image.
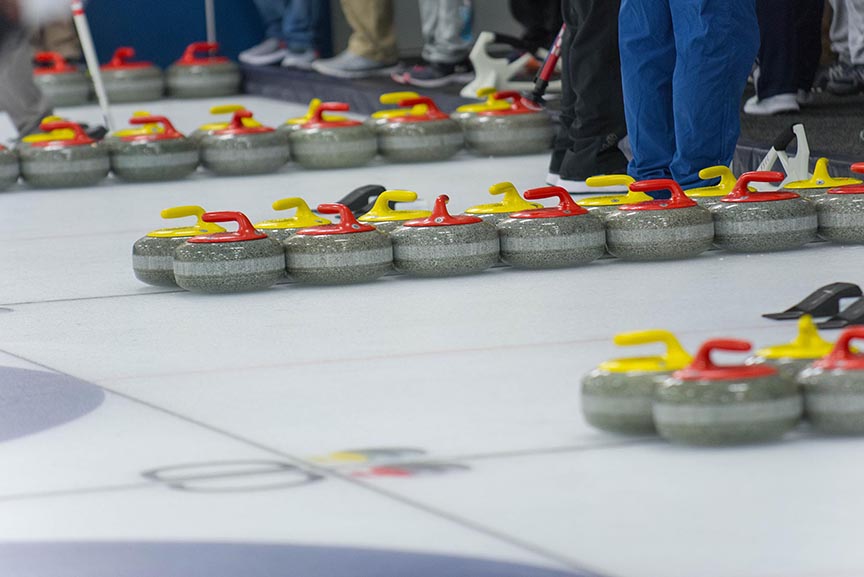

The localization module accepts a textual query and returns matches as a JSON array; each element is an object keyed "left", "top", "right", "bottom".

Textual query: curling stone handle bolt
[
  {"left": 201, "top": 211, "right": 261, "bottom": 241},
  {"left": 826, "top": 327, "right": 864, "bottom": 363},
  {"left": 524, "top": 186, "right": 582, "bottom": 212},
  {"left": 726, "top": 171, "right": 785, "bottom": 199},
  {"left": 690, "top": 339, "right": 752, "bottom": 372},
  {"left": 109, "top": 47, "right": 136, "bottom": 65},
  {"left": 129, "top": 115, "right": 182, "bottom": 138},
  {"left": 629, "top": 179, "right": 693, "bottom": 207}
]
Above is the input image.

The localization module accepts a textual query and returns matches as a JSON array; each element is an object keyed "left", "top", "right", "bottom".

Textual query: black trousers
[
  {"left": 508, "top": 0, "right": 563, "bottom": 53},
  {"left": 755, "top": 0, "right": 824, "bottom": 98},
  {"left": 551, "top": 0, "right": 628, "bottom": 180}
]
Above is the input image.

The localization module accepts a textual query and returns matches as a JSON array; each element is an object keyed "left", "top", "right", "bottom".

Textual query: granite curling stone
[
  {"left": 101, "top": 47, "right": 164, "bottom": 103},
  {"left": 463, "top": 181, "right": 541, "bottom": 226},
  {"left": 282, "top": 203, "right": 393, "bottom": 285},
  {"left": 746, "top": 314, "right": 834, "bottom": 382},
  {"left": 288, "top": 102, "right": 377, "bottom": 169},
  {"left": 497, "top": 185, "right": 605, "bottom": 269},
  {"left": 200, "top": 109, "right": 290, "bottom": 176},
  {"left": 709, "top": 171, "right": 817, "bottom": 252},
  {"left": 358, "top": 189, "right": 431, "bottom": 233},
  {"left": 0, "top": 145, "right": 19, "bottom": 190},
  {"left": 797, "top": 327, "right": 864, "bottom": 434},
  {"left": 462, "top": 90, "right": 554, "bottom": 156},
  {"left": 132, "top": 205, "right": 226, "bottom": 287},
  {"left": 254, "top": 197, "right": 331, "bottom": 242},
  {"left": 173, "top": 211, "right": 285, "bottom": 293},
  {"left": 814, "top": 162, "right": 864, "bottom": 244},
  {"left": 390, "top": 195, "right": 499, "bottom": 277},
  {"left": 32, "top": 52, "right": 90, "bottom": 106},
  {"left": 782, "top": 157, "right": 861, "bottom": 199},
  {"left": 604, "top": 179, "right": 714, "bottom": 260},
  {"left": 375, "top": 96, "right": 464, "bottom": 163},
  {"left": 684, "top": 166, "right": 742, "bottom": 208},
  {"left": 365, "top": 91, "right": 425, "bottom": 130},
  {"left": 167, "top": 42, "right": 241, "bottom": 98},
  {"left": 582, "top": 330, "right": 692, "bottom": 434},
  {"left": 654, "top": 339, "right": 802, "bottom": 445},
  {"left": 450, "top": 87, "right": 510, "bottom": 127},
  {"left": 577, "top": 175, "right": 652, "bottom": 222},
  {"left": 19, "top": 120, "right": 109, "bottom": 188},
  {"left": 109, "top": 115, "right": 199, "bottom": 182}
]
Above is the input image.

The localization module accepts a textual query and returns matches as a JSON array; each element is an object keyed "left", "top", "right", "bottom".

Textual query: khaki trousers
[{"left": 341, "top": 0, "right": 397, "bottom": 62}]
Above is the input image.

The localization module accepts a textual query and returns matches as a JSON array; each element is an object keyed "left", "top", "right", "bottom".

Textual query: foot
[
  {"left": 743, "top": 93, "right": 800, "bottom": 116},
  {"left": 826, "top": 61, "right": 864, "bottom": 95},
  {"left": 239, "top": 38, "right": 287, "bottom": 66},
  {"left": 389, "top": 62, "right": 412, "bottom": 84},
  {"left": 556, "top": 177, "right": 628, "bottom": 194},
  {"left": 797, "top": 89, "right": 815, "bottom": 106},
  {"left": 312, "top": 50, "right": 397, "bottom": 79},
  {"left": 281, "top": 48, "right": 318, "bottom": 70},
  {"left": 545, "top": 172, "right": 559, "bottom": 186},
  {"left": 400, "top": 60, "right": 474, "bottom": 88}
]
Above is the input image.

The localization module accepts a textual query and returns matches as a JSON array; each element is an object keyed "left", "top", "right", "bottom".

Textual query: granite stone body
[
  {"left": 283, "top": 230, "right": 393, "bottom": 284},
  {"left": 604, "top": 206, "right": 714, "bottom": 260},
  {"left": 173, "top": 237, "right": 285, "bottom": 293},
  {"left": 288, "top": 125, "right": 377, "bottom": 169},
  {"left": 200, "top": 130, "right": 290, "bottom": 175},
  {"left": 746, "top": 356, "right": 816, "bottom": 382},
  {"left": 798, "top": 367, "right": 864, "bottom": 434},
  {"left": 709, "top": 197, "right": 817, "bottom": 252},
  {"left": 814, "top": 193, "right": 864, "bottom": 244},
  {"left": 390, "top": 222, "right": 499, "bottom": 277},
  {"left": 0, "top": 147, "right": 19, "bottom": 190},
  {"left": 132, "top": 236, "right": 191, "bottom": 286},
  {"left": 582, "top": 370, "right": 668, "bottom": 434},
  {"left": 19, "top": 143, "right": 109, "bottom": 188},
  {"left": 654, "top": 374, "right": 801, "bottom": 445},
  {"left": 463, "top": 112, "right": 553, "bottom": 156},
  {"left": 109, "top": 137, "right": 199, "bottom": 182},
  {"left": 497, "top": 214, "right": 605, "bottom": 268},
  {"left": 376, "top": 119, "right": 464, "bottom": 163},
  {"left": 370, "top": 220, "right": 415, "bottom": 234},
  {"left": 34, "top": 72, "right": 91, "bottom": 106},
  {"left": 167, "top": 61, "right": 240, "bottom": 98},
  {"left": 103, "top": 67, "right": 164, "bottom": 103}
]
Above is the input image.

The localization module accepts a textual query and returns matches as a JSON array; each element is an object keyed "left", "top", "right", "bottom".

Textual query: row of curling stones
[{"left": 32, "top": 42, "right": 239, "bottom": 107}]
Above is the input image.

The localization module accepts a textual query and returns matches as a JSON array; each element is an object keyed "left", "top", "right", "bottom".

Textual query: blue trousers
[
  {"left": 253, "top": 0, "right": 324, "bottom": 51},
  {"left": 619, "top": 0, "right": 759, "bottom": 189}
]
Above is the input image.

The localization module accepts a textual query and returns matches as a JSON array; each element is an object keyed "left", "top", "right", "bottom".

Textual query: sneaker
[
  {"left": 239, "top": 38, "right": 287, "bottom": 66},
  {"left": 556, "top": 177, "right": 628, "bottom": 194},
  {"left": 281, "top": 48, "right": 318, "bottom": 70},
  {"left": 826, "top": 62, "right": 864, "bottom": 95},
  {"left": 402, "top": 61, "right": 474, "bottom": 88},
  {"left": 743, "top": 93, "right": 800, "bottom": 116},
  {"left": 389, "top": 62, "right": 413, "bottom": 84},
  {"left": 312, "top": 50, "right": 397, "bottom": 79},
  {"left": 797, "top": 89, "right": 815, "bottom": 106},
  {"left": 546, "top": 172, "right": 559, "bottom": 186}
]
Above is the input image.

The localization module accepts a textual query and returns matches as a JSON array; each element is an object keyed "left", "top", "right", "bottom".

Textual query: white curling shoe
[{"left": 744, "top": 93, "right": 800, "bottom": 116}]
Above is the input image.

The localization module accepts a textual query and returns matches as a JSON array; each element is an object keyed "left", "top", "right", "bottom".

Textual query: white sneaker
[
  {"left": 239, "top": 38, "right": 287, "bottom": 66},
  {"left": 556, "top": 178, "right": 628, "bottom": 194},
  {"left": 312, "top": 50, "right": 397, "bottom": 79},
  {"left": 546, "top": 172, "right": 559, "bottom": 186},
  {"left": 743, "top": 93, "right": 800, "bottom": 116},
  {"left": 281, "top": 49, "right": 318, "bottom": 70}
]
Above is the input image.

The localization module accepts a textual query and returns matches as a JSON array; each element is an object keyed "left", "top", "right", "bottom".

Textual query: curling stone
[
  {"left": 390, "top": 195, "right": 499, "bottom": 277},
  {"left": 104, "top": 111, "right": 163, "bottom": 144},
  {"left": 365, "top": 91, "right": 425, "bottom": 130},
  {"left": 463, "top": 91, "right": 554, "bottom": 156},
  {"left": 283, "top": 204, "right": 393, "bottom": 285},
  {"left": 710, "top": 171, "right": 817, "bottom": 252},
  {"left": 783, "top": 158, "right": 862, "bottom": 198},
  {"left": 746, "top": 315, "right": 834, "bottom": 382},
  {"left": 450, "top": 87, "right": 510, "bottom": 126},
  {"left": 167, "top": 42, "right": 241, "bottom": 98},
  {"left": 173, "top": 211, "right": 285, "bottom": 293},
  {"left": 654, "top": 339, "right": 802, "bottom": 445},
  {"left": 814, "top": 163, "right": 864, "bottom": 244},
  {"left": 288, "top": 102, "right": 377, "bottom": 169},
  {"left": 280, "top": 98, "right": 349, "bottom": 134},
  {"left": 582, "top": 330, "right": 692, "bottom": 434},
  {"left": 497, "top": 186, "right": 605, "bottom": 269},
  {"left": 463, "top": 181, "right": 541, "bottom": 226},
  {"left": 200, "top": 110, "right": 290, "bottom": 176},
  {"left": 32, "top": 52, "right": 90, "bottom": 106},
  {"left": 19, "top": 121, "right": 109, "bottom": 188},
  {"left": 101, "top": 47, "right": 164, "bottom": 103},
  {"left": 685, "top": 166, "right": 742, "bottom": 208},
  {"left": 0, "top": 145, "right": 19, "bottom": 190},
  {"left": 604, "top": 179, "right": 714, "bottom": 260},
  {"left": 358, "top": 190, "right": 431, "bottom": 233},
  {"left": 375, "top": 96, "right": 464, "bottom": 163},
  {"left": 108, "top": 115, "right": 199, "bottom": 182},
  {"left": 254, "top": 197, "right": 331, "bottom": 242},
  {"left": 577, "top": 175, "right": 652, "bottom": 222},
  {"left": 798, "top": 327, "right": 864, "bottom": 434},
  {"left": 132, "top": 206, "right": 226, "bottom": 287}
]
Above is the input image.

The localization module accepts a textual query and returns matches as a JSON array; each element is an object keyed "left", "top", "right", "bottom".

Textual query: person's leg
[
  {"left": 343, "top": 0, "right": 397, "bottom": 62},
  {"left": 619, "top": 0, "right": 676, "bottom": 182},
  {"left": 753, "top": 0, "right": 797, "bottom": 99},
  {"left": 282, "top": 0, "right": 322, "bottom": 52},
  {"left": 509, "top": 0, "right": 562, "bottom": 53},
  {"left": 418, "top": 0, "right": 473, "bottom": 64},
  {"left": 669, "top": 0, "right": 759, "bottom": 188},
  {"left": 240, "top": 0, "right": 288, "bottom": 64},
  {"left": 829, "top": 0, "right": 850, "bottom": 60},
  {"left": 253, "top": 0, "right": 287, "bottom": 40},
  {"left": 795, "top": 0, "right": 824, "bottom": 91},
  {"left": 39, "top": 18, "right": 80, "bottom": 60},
  {"left": 847, "top": 0, "right": 864, "bottom": 65},
  {"left": 0, "top": 28, "right": 52, "bottom": 136}
]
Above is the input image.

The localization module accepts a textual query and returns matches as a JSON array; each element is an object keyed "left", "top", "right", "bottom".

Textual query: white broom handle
[
  {"left": 71, "top": 0, "right": 114, "bottom": 131},
  {"left": 205, "top": 0, "right": 217, "bottom": 44}
]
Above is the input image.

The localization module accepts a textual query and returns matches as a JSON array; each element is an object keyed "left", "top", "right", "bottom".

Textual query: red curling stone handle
[{"left": 725, "top": 171, "right": 785, "bottom": 200}]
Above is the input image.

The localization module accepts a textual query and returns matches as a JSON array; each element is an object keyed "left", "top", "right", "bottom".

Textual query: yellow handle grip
[
  {"left": 476, "top": 87, "right": 496, "bottom": 98},
  {"left": 379, "top": 91, "right": 420, "bottom": 105},
  {"left": 697, "top": 166, "right": 737, "bottom": 189},
  {"left": 272, "top": 197, "right": 316, "bottom": 219},
  {"left": 160, "top": 205, "right": 206, "bottom": 221},
  {"left": 586, "top": 174, "right": 636, "bottom": 188},
  {"left": 209, "top": 104, "right": 246, "bottom": 115},
  {"left": 371, "top": 190, "right": 419, "bottom": 212},
  {"left": 148, "top": 205, "right": 226, "bottom": 237},
  {"left": 614, "top": 329, "right": 691, "bottom": 364}
]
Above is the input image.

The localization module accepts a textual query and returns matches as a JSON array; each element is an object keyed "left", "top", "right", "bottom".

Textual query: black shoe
[
  {"left": 402, "top": 60, "right": 474, "bottom": 88},
  {"left": 826, "top": 60, "right": 864, "bottom": 95}
]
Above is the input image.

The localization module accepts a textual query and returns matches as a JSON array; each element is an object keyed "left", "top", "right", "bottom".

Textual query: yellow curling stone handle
[
  {"left": 755, "top": 314, "right": 836, "bottom": 359},
  {"left": 598, "top": 329, "right": 693, "bottom": 373},
  {"left": 256, "top": 197, "right": 331, "bottom": 229},
  {"left": 579, "top": 175, "right": 652, "bottom": 207},
  {"left": 359, "top": 190, "right": 432, "bottom": 222},
  {"left": 371, "top": 91, "right": 427, "bottom": 119},
  {"left": 197, "top": 104, "right": 263, "bottom": 131},
  {"left": 686, "top": 166, "right": 742, "bottom": 198},
  {"left": 21, "top": 116, "right": 75, "bottom": 143},
  {"left": 147, "top": 206, "right": 226, "bottom": 238},
  {"left": 455, "top": 87, "right": 512, "bottom": 113},
  {"left": 464, "top": 182, "right": 541, "bottom": 215},
  {"left": 784, "top": 158, "right": 863, "bottom": 189},
  {"left": 285, "top": 98, "right": 348, "bottom": 126},
  {"left": 112, "top": 110, "right": 166, "bottom": 138}
]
